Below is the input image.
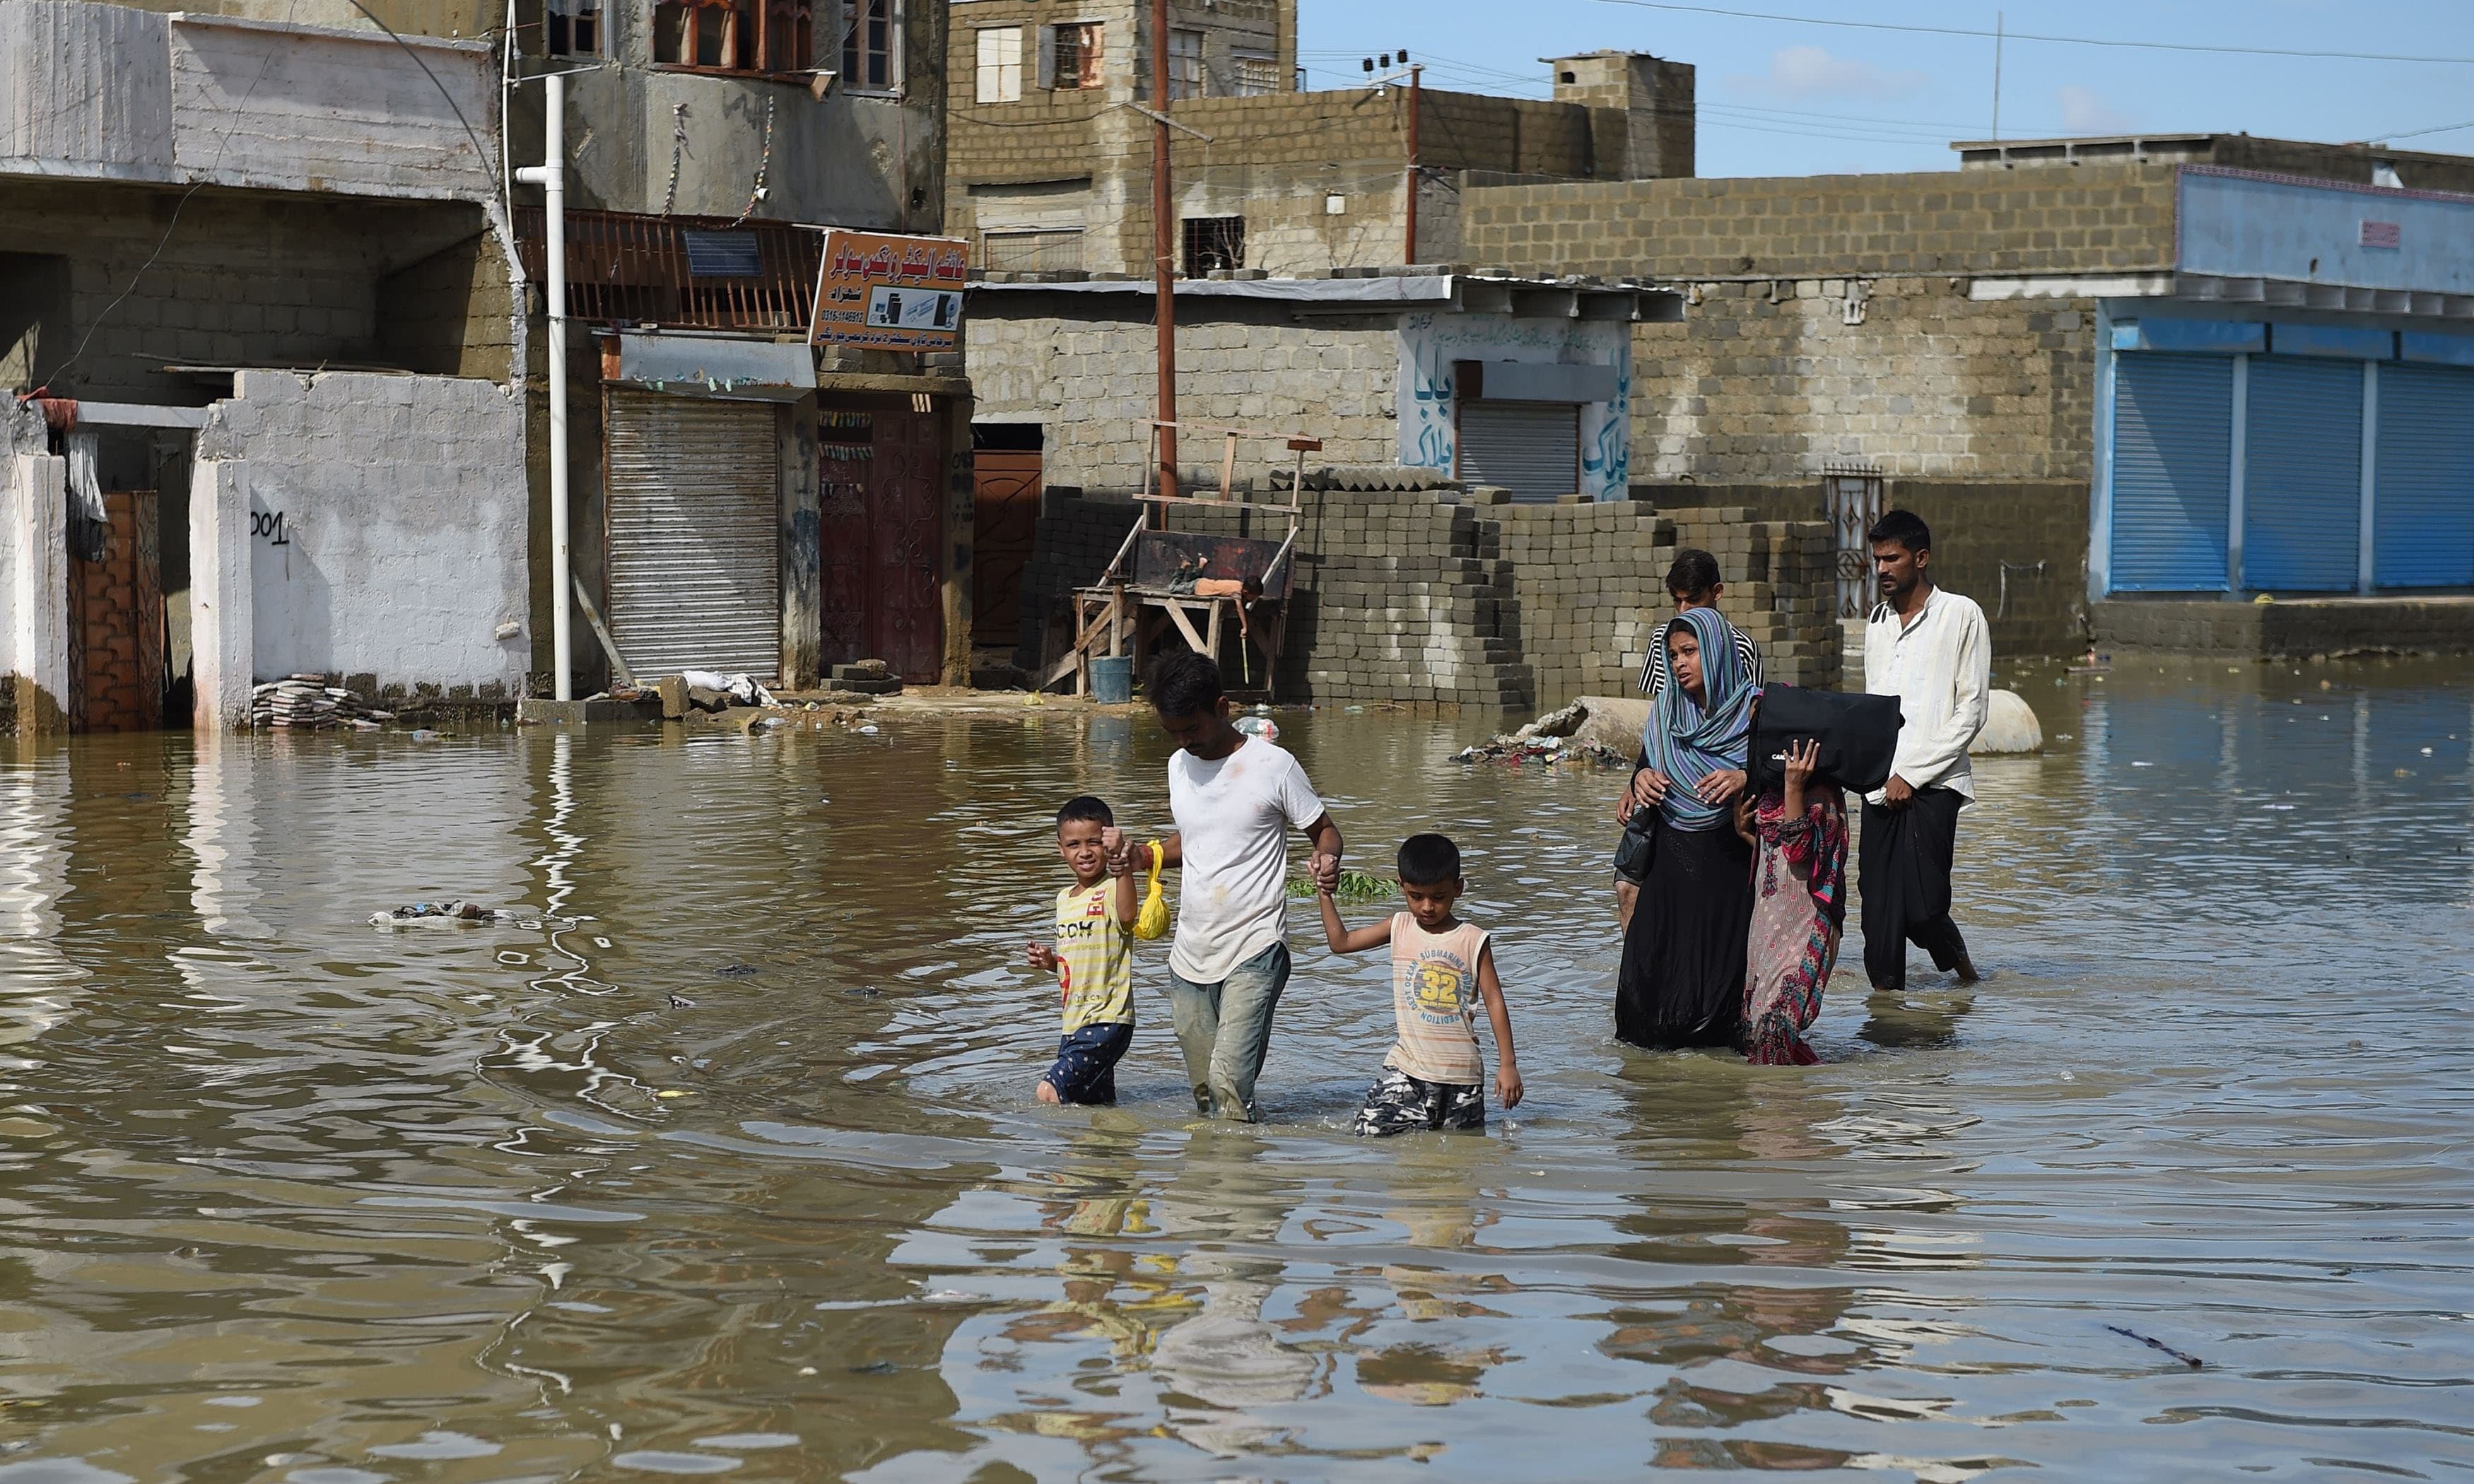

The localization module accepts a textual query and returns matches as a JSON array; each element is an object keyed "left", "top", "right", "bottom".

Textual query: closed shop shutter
[
  {"left": 606, "top": 391, "right": 781, "bottom": 678},
  {"left": 1456, "top": 401, "right": 1578, "bottom": 503},
  {"left": 2374, "top": 363, "right": 2474, "bottom": 589},
  {"left": 2244, "top": 358, "right": 2362, "bottom": 591},
  {"left": 2110, "top": 353, "right": 2232, "bottom": 591}
]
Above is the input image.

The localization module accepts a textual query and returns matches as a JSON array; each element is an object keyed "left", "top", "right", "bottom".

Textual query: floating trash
[{"left": 370, "top": 900, "right": 510, "bottom": 928}]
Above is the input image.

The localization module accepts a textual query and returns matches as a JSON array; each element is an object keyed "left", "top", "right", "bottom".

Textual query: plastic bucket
[{"left": 1090, "top": 655, "right": 1134, "bottom": 705}]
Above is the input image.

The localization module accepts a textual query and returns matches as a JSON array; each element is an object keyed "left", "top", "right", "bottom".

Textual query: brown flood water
[{"left": 2, "top": 659, "right": 2471, "bottom": 1483}]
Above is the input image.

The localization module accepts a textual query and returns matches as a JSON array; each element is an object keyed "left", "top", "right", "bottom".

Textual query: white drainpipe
[{"left": 515, "top": 71, "right": 573, "bottom": 702}]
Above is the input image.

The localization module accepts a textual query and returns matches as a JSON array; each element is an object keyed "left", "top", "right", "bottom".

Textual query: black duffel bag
[{"left": 1749, "top": 685, "right": 1904, "bottom": 794}]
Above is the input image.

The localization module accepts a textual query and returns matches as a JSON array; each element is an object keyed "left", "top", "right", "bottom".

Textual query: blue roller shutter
[
  {"left": 2244, "top": 358, "right": 2362, "bottom": 591},
  {"left": 2374, "top": 363, "right": 2474, "bottom": 589},
  {"left": 2110, "top": 353, "right": 2232, "bottom": 591}
]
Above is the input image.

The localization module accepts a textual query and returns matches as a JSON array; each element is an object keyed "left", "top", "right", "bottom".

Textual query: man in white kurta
[{"left": 1860, "top": 510, "right": 1990, "bottom": 991}]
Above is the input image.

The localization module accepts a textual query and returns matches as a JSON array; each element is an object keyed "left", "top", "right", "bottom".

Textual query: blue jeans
[{"left": 1164, "top": 941, "right": 1291, "bottom": 1122}]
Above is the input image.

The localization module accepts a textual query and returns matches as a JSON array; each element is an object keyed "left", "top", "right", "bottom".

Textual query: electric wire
[{"left": 1578, "top": 0, "right": 2474, "bottom": 66}]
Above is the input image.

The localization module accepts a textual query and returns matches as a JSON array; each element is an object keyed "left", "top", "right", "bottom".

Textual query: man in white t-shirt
[{"left": 1122, "top": 649, "right": 1343, "bottom": 1121}]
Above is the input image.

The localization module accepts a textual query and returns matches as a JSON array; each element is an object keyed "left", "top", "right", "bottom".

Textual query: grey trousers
[{"left": 1163, "top": 941, "right": 1291, "bottom": 1122}]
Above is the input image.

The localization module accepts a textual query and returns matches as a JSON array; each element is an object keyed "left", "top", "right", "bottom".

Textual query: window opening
[
  {"left": 1233, "top": 53, "right": 1277, "bottom": 96},
  {"left": 843, "top": 0, "right": 897, "bottom": 91},
  {"left": 1168, "top": 28, "right": 1204, "bottom": 100},
  {"left": 1181, "top": 216, "right": 1243, "bottom": 277},
  {"left": 975, "top": 25, "right": 1022, "bottom": 102},
  {"left": 547, "top": 0, "right": 601, "bottom": 57},
  {"left": 981, "top": 229, "right": 1085, "bottom": 273},
  {"left": 1043, "top": 22, "right": 1101, "bottom": 90},
  {"left": 651, "top": 0, "right": 810, "bottom": 73}
]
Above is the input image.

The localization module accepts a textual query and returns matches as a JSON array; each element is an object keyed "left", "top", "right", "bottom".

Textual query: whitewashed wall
[
  {"left": 0, "top": 0, "right": 495, "bottom": 201},
  {"left": 193, "top": 371, "right": 527, "bottom": 712},
  {"left": 1396, "top": 312, "right": 1634, "bottom": 500}
]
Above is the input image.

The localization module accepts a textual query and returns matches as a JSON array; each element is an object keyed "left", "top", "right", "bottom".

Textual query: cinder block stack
[
  {"left": 1009, "top": 483, "right": 1843, "bottom": 712},
  {"left": 1494, "top": 499, "right": 1678, "bottom": 708}
]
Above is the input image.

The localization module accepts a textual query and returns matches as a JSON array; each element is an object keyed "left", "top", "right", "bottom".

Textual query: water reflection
[{"left": 2, "top": 661, "right": 2471, "bottom": 1480}]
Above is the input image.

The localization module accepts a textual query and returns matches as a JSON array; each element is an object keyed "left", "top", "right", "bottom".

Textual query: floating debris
[
  {"left": 1286, "top": 869, "right": 1393, "bottom": 902},
  {"left": 1456, "top": 696, "right": 1639, "bottom": 767},
  {"left": 370, "top": 900, "right": 510, "bottom": 928},
  {"left": 2106, "top": 1324, "right": 2203, "bottom": 1369}
]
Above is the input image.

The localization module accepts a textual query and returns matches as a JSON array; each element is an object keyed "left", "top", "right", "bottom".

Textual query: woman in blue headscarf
[{"left": 1614, "top": 606, "right": 1760, "bottom": 1049}]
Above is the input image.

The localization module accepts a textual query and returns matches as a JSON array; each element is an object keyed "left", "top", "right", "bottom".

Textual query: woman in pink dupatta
[{"left": 1733, "top": 738, "right": 1848, "bottom": 1065}]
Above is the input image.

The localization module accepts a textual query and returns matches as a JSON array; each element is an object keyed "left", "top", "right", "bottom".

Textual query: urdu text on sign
[{"left": 811, "top": 230, "right": 969, "bottom": 351}]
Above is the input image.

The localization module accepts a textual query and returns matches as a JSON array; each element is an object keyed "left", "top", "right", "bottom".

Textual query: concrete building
[
  {"left": 1460, "top": 134, "right": 2474, "bottom": 658},
  {"left": 944, "top": 0, "right": 1692, "bottom": 277},
  {"left": 1, "top": 0, "right": 527, "bottom": 734},
  {"left": 491, "top": 0, "right": 969, "bottom": 690},
  {"left": 968, "top": 273, "right": 1842, "bottom": 706}
]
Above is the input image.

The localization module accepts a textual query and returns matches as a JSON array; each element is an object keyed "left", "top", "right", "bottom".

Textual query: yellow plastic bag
[{"left": 1133, "top": 840, "right": 1172, "bottom": 941}]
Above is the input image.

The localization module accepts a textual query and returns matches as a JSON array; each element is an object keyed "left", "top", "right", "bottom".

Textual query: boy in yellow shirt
[{"left": 1025, "top": 796, "right": 1139, "bottom": 1105}]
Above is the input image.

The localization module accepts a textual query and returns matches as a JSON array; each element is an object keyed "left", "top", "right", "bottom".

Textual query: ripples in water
[{"left": 1, "top": 659, "right": 2470, "bottom": 1480}]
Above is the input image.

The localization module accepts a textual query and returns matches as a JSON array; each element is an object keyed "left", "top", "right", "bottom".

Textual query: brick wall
[
  {"left": 1463, "top": 162, "right": 2181, "bottom": 281},
  {"left": 1628, "top": 279, "right": 2099, "bottom": 484},
  {"left": 968, "top": 300, "right": 1403, "bottom": 489},
  {"left": 951, "top": 48, "right": 1644, "bottom": 276},
  {"left": 1013, "top": 486, "right": 1838, "bottom": 709},
  {"left": 1883, "top": 481, "right": 2089, "bottom": 656},
  {"left": 1655, "top": 478, "right": 2093, "bottom": 657},
  {"left": 377, "top": 227, "right": 517, "bottom": 382},
  {"left": 1, "top": 181, "right": 507, "bottom": 404}
]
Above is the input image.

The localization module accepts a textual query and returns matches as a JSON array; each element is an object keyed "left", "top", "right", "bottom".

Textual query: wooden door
[
  {"left": 69, "top": 488, "right": 165, "bottom": 733},
  {"left": 867, "top": 408, "right": 944, "bottom": 682},
  {"left": 971, "top": 450, "right": 1041, "bottom": 649},
  {"left": 817, "top": 405, "right": 944, "bottom": 683},
  {"left": 819, "top": 409, "right": 872, "bottom": 669}
]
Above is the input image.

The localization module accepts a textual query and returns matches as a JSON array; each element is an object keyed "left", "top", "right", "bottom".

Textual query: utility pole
[
  {"left": 1149, "top": 0, "right": 1179, "bottom": 501},
  {"left": 1404, "top": 64, "right": 1422, "bottom": 265}
]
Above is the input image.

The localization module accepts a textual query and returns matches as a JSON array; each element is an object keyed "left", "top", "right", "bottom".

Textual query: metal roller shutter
[
  {"left": 2374, "top": 363, "right": 2474, "bottom": 589},
  {"left": 2109, "top": 354, "right": 2232, "bottom": 591},
  {"left": 606, "top": 391, "right": 782, "bottom": 678},
  {"left": 2244, "top": 358, "right": 2362, "bottom": 592},
  {"left": 1457, "top": 401, "right": 1578, "bottom": 503}
]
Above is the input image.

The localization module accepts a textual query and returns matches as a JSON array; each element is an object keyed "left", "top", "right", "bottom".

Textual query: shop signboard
[{"left": 809, "top": 230, "right": 969, "bottom": 351}]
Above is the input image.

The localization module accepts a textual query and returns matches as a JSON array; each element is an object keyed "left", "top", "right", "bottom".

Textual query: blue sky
[{"left": 1297, "top": 0, "right": 2474, "bottom": 178}]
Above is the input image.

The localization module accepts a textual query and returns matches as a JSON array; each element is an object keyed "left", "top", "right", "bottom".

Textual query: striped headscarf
[{"left": 1638, "top": 606, "right": 1759, "bottom": 832}]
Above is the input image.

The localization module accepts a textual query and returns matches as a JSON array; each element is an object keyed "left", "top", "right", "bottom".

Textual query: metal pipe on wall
[{"left": 515, "top": 73, "right": 573, "bottom": 700}]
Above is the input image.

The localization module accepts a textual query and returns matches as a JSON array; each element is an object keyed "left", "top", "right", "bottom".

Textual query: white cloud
[
  {"left": 2058, "top": 86, "right": 2136, "bottom": 134},
  {"left": 1726, "top": 45, "right": 1928, "bottom": 102}
]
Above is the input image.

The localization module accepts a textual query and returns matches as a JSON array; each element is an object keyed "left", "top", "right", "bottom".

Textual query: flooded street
[{"left": 4, "top": 662, "right": 2471, "bottom": 1483}]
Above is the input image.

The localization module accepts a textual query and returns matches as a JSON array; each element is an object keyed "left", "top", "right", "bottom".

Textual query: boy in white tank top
[{"left": 1317, "top": 833, "right": 1523, "bottom": 1136}]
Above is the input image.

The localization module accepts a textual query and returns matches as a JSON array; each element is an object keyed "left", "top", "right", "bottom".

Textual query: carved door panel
[
  {"left": 867, "top": 408, "right": 944, "bottom": 683},
  {"left": 818, "top": 409, "right": 872, "bottom": 668}
]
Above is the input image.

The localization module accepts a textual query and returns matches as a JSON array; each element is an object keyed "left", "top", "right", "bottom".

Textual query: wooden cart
[{"left": 1040, "top": 421, "right": 1317, "bottom": 700}]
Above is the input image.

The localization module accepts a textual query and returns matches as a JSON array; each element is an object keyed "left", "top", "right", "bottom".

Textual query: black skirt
[{"left": 1615, "top": 812, "right": 1754, "bottom": 1049}]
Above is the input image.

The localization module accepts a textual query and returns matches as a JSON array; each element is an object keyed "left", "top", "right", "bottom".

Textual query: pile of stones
[{"left": 250, "top": 676, "right": 394, "bottom": 731}]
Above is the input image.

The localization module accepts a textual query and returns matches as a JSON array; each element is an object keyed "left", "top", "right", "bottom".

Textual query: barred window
[{"left": 1181, "top": 216, "right": 1243, "bottom": 278}]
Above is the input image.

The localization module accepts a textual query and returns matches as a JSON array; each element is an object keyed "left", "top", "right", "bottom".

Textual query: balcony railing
[{"left": 514, "top": 208, "right": 821, "bottom": 331}]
